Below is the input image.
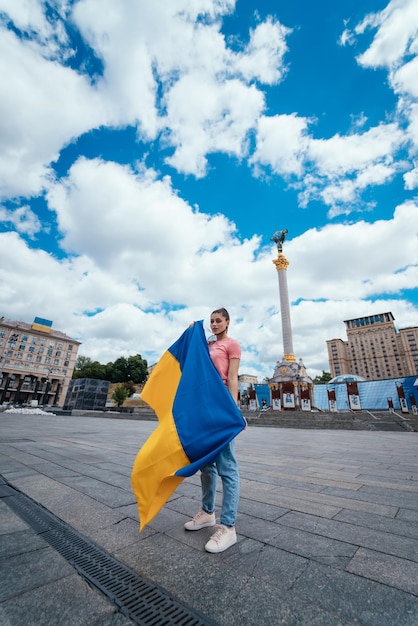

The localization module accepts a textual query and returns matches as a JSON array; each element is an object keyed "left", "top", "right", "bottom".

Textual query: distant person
[{"left": 184, "top": 308, "right": 242, "bottom": 553}]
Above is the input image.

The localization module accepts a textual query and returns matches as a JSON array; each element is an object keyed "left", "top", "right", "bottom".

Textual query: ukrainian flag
[{"left": 131, "top": 320, "right": 246, "bottom": 530}]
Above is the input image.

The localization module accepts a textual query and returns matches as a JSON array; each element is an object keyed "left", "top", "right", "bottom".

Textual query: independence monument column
[
  {"left": 269, "top": 229, "right": 313, "bottom": 410},
  {"left": 271, "top": 230, "right": 295, "bottom": 362}
]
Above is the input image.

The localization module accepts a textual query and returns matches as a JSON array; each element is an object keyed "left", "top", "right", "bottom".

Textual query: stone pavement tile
[
  {"left": 91, "top": 461, "right": 132, "bottom": 476},
  {"left": 322, "top": 484, "right": 418, "bottom": 510},
  {"left": 334, "top": 508, "right": 418, "bottom": 539},
  {"left": 0, "top": 528, "right": 47, "bottom": 558},
  {"left": 90, "top": 516, "right": 143, "bottom": 554},
  {"left": 236, "top": 512, "right": 294, "bottom": 543},
  {"left": 116, "top": 531, "right": 352, "bottom": 626},
  {"left": 275, "top": 485, "right": 399, "bottom": 517},
  {"left": 30, "top": 460, "right": 80, "bottom": 479},
  {"left": 52, "top": 460, "right": 133, "bottom": 490},
  {"left": 240, "top": 469, "right": 326, "bottom": 492},
  {"left": 0, "top": 545, "right": 74, "bottom": 601},
  {"left": 356, "top": 468, "right": 416, "bottom": 480},
  {"left": 310, "top": 470, "right": 417, "bottom": 490},
  {"left": 277, "top": 511, "right": 418, "bottom": 562},
  {"left": 59, "top": 475, "right": 135, "bottom": 507},
  {"left": 7, "top": 474, "right": 128, "bottom": 532},
  {"left": 0, "top": 572, "right": 126, "bottom": 626},
  {"left": 240, "top": 481, "right": 342, "bottom": 518},
  {"left": 238, "top": 496, "right": 289, "bottom": 521},
  {"left": 223, "top": 540, "right": 310, "bottom": 587},
  {"left": 0, "top": 465, "right": 40, "bottom": 482},
  {"left": 113, "top": 502, "right": 139, "bottom": 521},
  {"left": 291, "top": 560, "right": 418, "bottom": 626},
  {"left": 347, "top": 547, "right": 418, "bottom": 596},
  {"left": 240, "top": 464, "right": 364, "bottom": 491},
  {"left": 360, "top": 484, "right": 418, "bottom": 506},
  {"left": 149, "top": 505, "right": 196, "bottom": 534},
  {"left": 397, "top": 508, "right": 418, "bottom": 523},
  {"left": 267, "top": 522, "right": 357, "bottom": 561},
  {"left": 0, "top": 500, "right": 28, "bottom": 535}
]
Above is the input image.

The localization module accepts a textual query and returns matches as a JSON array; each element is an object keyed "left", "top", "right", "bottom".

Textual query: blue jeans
[{"left": 201, "top": 440, "right": 239, "bottom": 527}]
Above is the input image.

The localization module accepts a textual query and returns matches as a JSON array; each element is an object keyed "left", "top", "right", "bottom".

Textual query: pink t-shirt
[{"left": 209, "top": 337, "right": 241, "bottom": 385}]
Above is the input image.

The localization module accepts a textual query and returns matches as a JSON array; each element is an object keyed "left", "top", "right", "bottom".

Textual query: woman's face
[{"left": 210, "top": 313, "right": 229, "bottom": 336}]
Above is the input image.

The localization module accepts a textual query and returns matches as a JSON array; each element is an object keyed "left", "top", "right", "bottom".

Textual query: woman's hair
[{"left": 211, "top": 307, "right": 230, "bottom": 321}]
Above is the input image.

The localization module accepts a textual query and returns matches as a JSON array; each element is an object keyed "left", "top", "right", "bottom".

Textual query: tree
[
  {"left": 72, "top": 353, "right": 148, "bottom": 383},
  {"left": 112, "top": 385, "right": 129, "bottom": 407},
  {"left": 313, "top": 370, "right": 332, "bottom": 384},
  {"left": 73, "top": 356, "right": 107, "bottom": 380}
]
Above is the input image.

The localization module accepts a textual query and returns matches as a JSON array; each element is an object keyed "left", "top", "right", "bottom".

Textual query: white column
[{"left": 273, "top": 253, "right": 295, "bottom": 363}]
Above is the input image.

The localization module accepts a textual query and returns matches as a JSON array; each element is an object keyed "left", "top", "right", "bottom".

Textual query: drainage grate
[{"left": 1, "top": 478, "right": 217, "bottom": 626}]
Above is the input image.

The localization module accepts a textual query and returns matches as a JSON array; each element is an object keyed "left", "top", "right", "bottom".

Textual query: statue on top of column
[{"left": 271, "top": 229, "right": 288, "bottom": 253}]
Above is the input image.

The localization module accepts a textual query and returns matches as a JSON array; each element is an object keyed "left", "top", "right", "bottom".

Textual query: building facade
[
  {"left": 327, "top": 312, "right": 418, "bottom": 380},
  {"left": 0, "top": 316, "right": 80, "bottom": 408}
]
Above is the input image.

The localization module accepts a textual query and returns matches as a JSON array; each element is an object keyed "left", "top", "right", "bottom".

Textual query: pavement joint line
[{"left": 1, "top": 476, "right": 218, "bottom": 626}]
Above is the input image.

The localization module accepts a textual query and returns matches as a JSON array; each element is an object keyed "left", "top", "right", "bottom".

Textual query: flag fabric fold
[{"left": 131, "top": 320, "right": 246, "bottom": 530}]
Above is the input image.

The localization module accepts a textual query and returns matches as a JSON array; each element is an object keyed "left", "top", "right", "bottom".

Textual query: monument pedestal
[{"left": 270, "top": 357, "right": 314, "bottom": 410}]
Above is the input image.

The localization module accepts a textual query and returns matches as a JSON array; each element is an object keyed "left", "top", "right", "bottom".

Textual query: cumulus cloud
[
  {"left": 2, "top": 178, "right": 417, "bottom": 378},
  {"left": 0, "top": 204, "right": 41, "bottom": 237}
]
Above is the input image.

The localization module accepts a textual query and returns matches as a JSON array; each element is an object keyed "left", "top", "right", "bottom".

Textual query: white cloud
[
  {"left": 404, "top": 163, "right": 418, "bottom": 188},
  {"left": 0, "top": 204, "right": 41, "bottom": 236},
  {"left": 0, "top": 27, "right": 105, "bottom": 199},
  {"left": 356, "top": 0, "right": 418, "bottom": 69},
  {"left": 2, "top": 170, "right": 417, "bottom": 379},
  {"left": 251, "top": 114, "right": 310, "bottom": 176},
  {"left": 234, "top": 17, "right": 291, "bottom": 85}
]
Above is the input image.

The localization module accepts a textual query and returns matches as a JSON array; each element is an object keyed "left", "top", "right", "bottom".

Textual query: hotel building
[
  {"left": 0, "top": 316, "right": 80, "bottom": 408},
  {"left": 327, "top": 312, "right": 418, "bottom": 381}
]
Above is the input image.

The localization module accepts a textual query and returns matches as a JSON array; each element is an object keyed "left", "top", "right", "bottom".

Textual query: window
[
  {"left": 45, "top": 357, "right": 51, "bottom": 364},
  {"left": 29, "top": 346, "right": 35, "bottom": 352},
  {"left": 38, "top": 347, "right": 44, "bottom": 354},
  {"left": 54, "top": 359, "right": 59, "bottom": 365},
  {"left": 55, "top": 350, "right": 61, "bottom": 357},
  {"left": 49, "top": 341, "right": 55, "bottom": 347},
  {"left": 36, "top": 356, "right": 42, "bottom": 362},
  {"left": 26, "top": 354, "right": 33, "bottom": 361},
  {"left": 68, "top": 345, "right": 73, "bottom": 350},
  {"left": 47, "top": 348, "right": 53, "bottom": 355},
  {"left": 19, "top": 344, "right": 26, "bottom": 351},
  {"left": 22, "top": 335, "right": 28, "bottom": 342},
  {"left": 32, "top": 337, "right": 37, "bottom": 344}
]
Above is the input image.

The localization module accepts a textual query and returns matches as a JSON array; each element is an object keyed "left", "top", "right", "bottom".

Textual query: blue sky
[{"left": 0, "top": 0, "right": 417, "bottom": 379}]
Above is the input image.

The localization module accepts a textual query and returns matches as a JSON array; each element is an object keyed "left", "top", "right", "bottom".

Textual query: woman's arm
[{"left": 227, "top": 358, "right": 240, "bottom": 404}]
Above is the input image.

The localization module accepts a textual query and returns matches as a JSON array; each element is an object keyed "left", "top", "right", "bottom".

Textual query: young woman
[{"left": 184, "top": 308, "right": 242, "bottom": 553}]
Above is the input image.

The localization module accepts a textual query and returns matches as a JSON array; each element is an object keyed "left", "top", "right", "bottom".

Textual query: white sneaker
[
  {"left": 205, "top": 525, "right": 237, "bottom": 553},
  {"left": 184, "top": 509, "right": 216, "bottom": 531}
]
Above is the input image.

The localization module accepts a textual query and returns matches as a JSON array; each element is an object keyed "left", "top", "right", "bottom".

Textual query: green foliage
[
  {"left": 73, "top": 356, "right": 107, "bottom": 380},
  {"left": 73, "top": 353, "right": 148, "bottom": 383},
  {"left": 112, "top": 385, "right": 129, "bottom": 407},
  {"left": 313, "top": 370, "right": 332, "bottom": 384}
]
